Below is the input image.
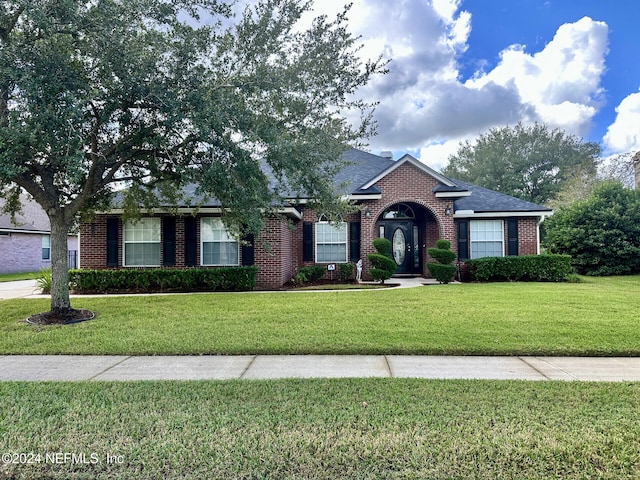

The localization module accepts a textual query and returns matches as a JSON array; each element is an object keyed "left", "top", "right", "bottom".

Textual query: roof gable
[{"left": 360, "top": 153, "right": 457, "bottom": 190}]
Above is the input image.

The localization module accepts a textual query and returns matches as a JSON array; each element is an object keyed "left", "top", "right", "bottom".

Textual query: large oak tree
[
  {"left": 442, "top": 123, "right": 601, "bottom": 205},
  {"left": 0, "top": 0, "right": 385, "bottom": 321}
]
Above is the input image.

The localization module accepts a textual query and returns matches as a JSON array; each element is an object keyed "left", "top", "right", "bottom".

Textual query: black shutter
[
  {"left": 106, "top": 218, "right": 119, "bottom": 267},
  {"left": 457, "top": 220, "right": 469, "bottom": 261},
  {"left": 303, "top": 222, "right": 313, "bottom": 262},
  {"left": 507, "top": 218, "right": 519, "bottom": 256},
  {"left": 184, "top": 217, "right": 197, "bottom": 266},
  {"left": 349, "top": 222, "right": 361, "bottom": 262},
  {"left": 241, "top": 234, "right": 255, "bottom": 266},
  {"left": 162, "top": 217, "right": 176, "bottom": 266}
]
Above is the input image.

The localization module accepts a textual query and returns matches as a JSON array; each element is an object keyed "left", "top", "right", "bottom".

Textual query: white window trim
[
  {"left": 123, "top": 218, "right": 161, "bottom": 267},
  {"left": 470, "top": 219, "right": 505, "bottom": 259},
  {"left": 200, "top": 217, "right": 240, "bottom": 266},
  {"left": 314, "top": 218, "right": 348, "bottom": 264}
]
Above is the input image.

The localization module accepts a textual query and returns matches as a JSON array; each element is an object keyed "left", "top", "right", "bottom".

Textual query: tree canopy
[
  {"left": 442, "top": 123, "right": 601, "bottom": 205},
  {"left": 0, "top": 0, "right": 385, "bottom": 319},
  {"left": 544, "top": 182, "right": 640, "bottom": 276}
]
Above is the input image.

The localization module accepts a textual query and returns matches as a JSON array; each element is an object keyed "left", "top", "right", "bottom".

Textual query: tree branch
[{"left": 0, "top": 5, "right": 25, "bottom": 44}]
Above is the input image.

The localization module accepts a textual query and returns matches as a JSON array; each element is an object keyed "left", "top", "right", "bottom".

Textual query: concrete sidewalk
[{"left": 1, "top": 355, "right": 640, "bottom": 382}]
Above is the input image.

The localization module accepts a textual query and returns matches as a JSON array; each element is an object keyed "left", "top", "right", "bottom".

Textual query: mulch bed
[{"left": 26, "top": 309, "right": 95, "bottom": 326}]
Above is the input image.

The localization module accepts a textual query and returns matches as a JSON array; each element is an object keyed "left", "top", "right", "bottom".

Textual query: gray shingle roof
[
  {"left": 451, "top": 179, "right": 552, "bottom": 213},
  {"left": 110, "top": 148, "right": 551, "bottom": 214},
  {"left": 0, "top": 195, "right": 51, "bottom": 232}
]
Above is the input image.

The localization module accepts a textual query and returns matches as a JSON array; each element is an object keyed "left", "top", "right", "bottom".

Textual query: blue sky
[
  {"left": 291, "top": 0, "right": 640, "bottom": 169},
  {"left": 462, "top": 0, "right": 640, "bottom": 153}
]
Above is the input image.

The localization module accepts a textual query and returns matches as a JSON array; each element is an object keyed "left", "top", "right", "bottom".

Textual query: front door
[{"left": 383, "top": 221, "right": 422, "bottom": 275}]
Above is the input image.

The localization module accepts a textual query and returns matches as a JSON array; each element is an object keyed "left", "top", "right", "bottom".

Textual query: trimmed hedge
[
  {"left": 466, "top": 255, "right": 572, "bottom": 282},
  {"left": 69, "top": 267, "right": 258, "bottom": 293}
]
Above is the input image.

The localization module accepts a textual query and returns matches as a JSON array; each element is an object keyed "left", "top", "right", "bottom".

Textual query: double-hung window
[
  {"left": 41, "top": 235, "right": 51, "bottom": 260},
  {"left": 470, "top": 220, "right": 504, "bottom": 259},
  {"left": 123, "top": 218, "right": 161, "bottom": 266},
  {"left": 315, "top": 218, "right": 348, "bottom": 263},
  {"left": 201, "top": 218, "right": 239, "bottom": 266}
]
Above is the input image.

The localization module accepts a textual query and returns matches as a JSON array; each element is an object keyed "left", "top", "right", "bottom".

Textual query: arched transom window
[{"left": 382, "top": 203, "right": 415, "bottom": 219}]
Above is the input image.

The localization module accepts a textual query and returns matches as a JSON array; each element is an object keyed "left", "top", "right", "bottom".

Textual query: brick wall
[
  {"left": 254, "top": 217, "right": 293, "bottom": 289},
  {"left": 79, "top": 214, "right": 268, "bottom": 279},
  {"left": 79, "top": 216, "right": 111, "bottom": 268},
  {"left": 517, "top": 217, "right": 540, "bottom": 255}
]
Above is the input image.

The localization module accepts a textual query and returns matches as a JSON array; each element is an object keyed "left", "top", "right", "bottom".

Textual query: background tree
[
  {"left": 544, "top": 182, "right": 640, "bottom": 276},
  {"left": 442, "top": 123, "right": 601, "bottom": 205},
  {"left": 0, "top": 0, "right": 385, "bottom": 322},
  {"left": 547, "top": 151, "right": 637, "bottom": 210}
]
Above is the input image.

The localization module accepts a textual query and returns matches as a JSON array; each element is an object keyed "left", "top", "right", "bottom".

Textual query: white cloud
[
  {"left": 603, "top": 90, "right": 640, "bottom": 154},
  {"left": 464, "top": 16, "right": 608, "bottom": 137},
  {"left": 229, "top": 1, "right": 613, "bottom": 166},
  {"left": 352, "top": 6, "right": 610, "bottom": 167},
  {"left": 418, "top": 138, "right": 471, "bottom": 171}
]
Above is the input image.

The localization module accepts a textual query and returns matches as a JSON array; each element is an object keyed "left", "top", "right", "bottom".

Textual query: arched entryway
[{"left": 375, "top": 202, "right": 438, "bottom": 275}]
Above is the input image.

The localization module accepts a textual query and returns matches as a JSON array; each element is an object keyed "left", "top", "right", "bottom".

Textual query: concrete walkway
[{"left": 2, "top": 355, "right": 640, "bottom": 382}]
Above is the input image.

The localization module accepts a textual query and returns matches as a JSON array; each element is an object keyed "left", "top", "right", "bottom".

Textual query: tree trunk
[{"left": 49, "top": 214, "right": 72, "bottom": 314}]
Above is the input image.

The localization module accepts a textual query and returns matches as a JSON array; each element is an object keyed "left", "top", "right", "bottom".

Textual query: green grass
[
  {"left": 1, "top": 276, "right": 639, "bottom": 355},
  {"left": 0, "top": 271, "right": 39, "bottom": 282},
  {"left": 1, "top": 379, "right": 639, "bottom": 479}
]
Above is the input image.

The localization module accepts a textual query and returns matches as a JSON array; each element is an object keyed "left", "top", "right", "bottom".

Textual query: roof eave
[
  {"left": 453, "top": 210, "right": 553, "bottom": 218},
  {"left": 435, "top": 191, "right": 472, "bottom": 198}
]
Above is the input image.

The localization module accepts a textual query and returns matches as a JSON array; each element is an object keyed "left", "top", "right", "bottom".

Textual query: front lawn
[
  {"left": 0, "top": 272, "right": 39, "bottom": 282},
  {"left": 1, "top": 379, "right": 638, "bottom": 479},
  {"left": 1, "top": 276, "right": 639, "bottom": 355}
]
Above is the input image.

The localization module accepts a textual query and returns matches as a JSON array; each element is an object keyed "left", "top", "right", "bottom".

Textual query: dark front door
[{"left": 382, "top": 221, "right": 422, "bottom": 275}]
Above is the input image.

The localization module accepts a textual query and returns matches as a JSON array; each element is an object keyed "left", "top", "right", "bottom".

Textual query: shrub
[
  {"left": 338, "top": 263, "right": 354, "bottom": 282},
  {"left": 368, "top": 238, "right": 396, "bottom": 283},
  {"left": 372, "top": 237, "right": 392, "bottom": 256},
  {"left": 69, "top": 267, "right": 258, "bottom": 293},
  {"left": 544, "top": 182, "right": 640, "bottom": 275},
  {"left": 427, "top": 239, "right": 457, "bottom": 283},
  {"left": 36, "top": 268, "right": 52, "bottom": 294},
  {"left": 296, "top": 265, "right": 326, "bottom": 283},
  {"left": 466, "top": 255, "right": 572, "bottom": 282}
]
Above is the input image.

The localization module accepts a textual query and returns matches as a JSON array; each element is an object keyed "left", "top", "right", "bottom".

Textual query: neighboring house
[
  {"left": 0, "top": 195, "right": 79, "bottom": 274},
  {"left": 78, "top": 149, "right": 552, "bottom": 288}
]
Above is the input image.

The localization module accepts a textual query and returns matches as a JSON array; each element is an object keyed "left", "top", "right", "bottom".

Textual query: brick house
[
  {"left": 79, "top": 149, "right": 552, "bottom": 288},
  {"left": 0, "top": 194, "right": 79, "bottom": 274}
]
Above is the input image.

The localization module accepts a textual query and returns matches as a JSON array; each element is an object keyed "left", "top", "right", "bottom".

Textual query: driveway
[{"left": 0, "top": 280, "right": 41, "bottom": 300}]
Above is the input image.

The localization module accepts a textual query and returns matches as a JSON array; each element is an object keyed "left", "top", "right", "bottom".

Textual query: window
[
  {"left": 470, "top": 220, "right": 504, "bottom": 259},
  {"left": 123, "top": 218, "right": 161, "bottom": 266},
  {"left": 201, "top": 218, "right": 238, "bottom": 266},
  {"left": 315, "top": 218, "right": 348, "bottom": 263},
  {"left": 382, "top": 203, "right": 415, "bottom": 219},
  {"left": 42, "top": 235, "right": 51, "bottom": 260}
]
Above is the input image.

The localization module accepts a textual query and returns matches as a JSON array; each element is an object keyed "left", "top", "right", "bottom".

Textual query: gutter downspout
[{"left": 536, "top": 213, "right": 552, "bottom": 254}]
